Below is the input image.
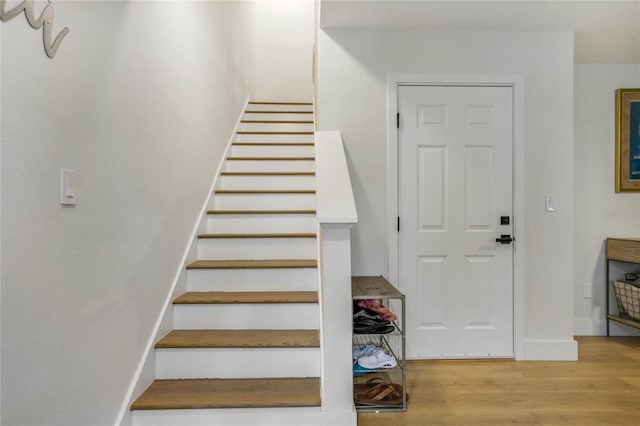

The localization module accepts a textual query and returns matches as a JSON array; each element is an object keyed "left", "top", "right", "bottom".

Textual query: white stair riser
[
  {"left": 246, "top": 104, "right": 313, "bottom": 112},
  {"left": 219, "top": 175, "right": 315, "bottom": 190},
  {"left": 235, "top": 133, "right": 314, "bottom": 143},
  {"left": 240, "top": 122, "right": 314, "bottom": 132},
  {"left": 173, "top": 303, "right": 320, "bottom": 329},
  {"left": 156, "top": 348, "right": 320, "bottom": 379},
  {"left": 187, "top": 268, "right": 317, "bottom": 292},
  {"left": 231, "top": 145, "right": 315, "bottom": 158},
  {"left": 206, "top": 213, "right": 316, "bottom": 234},
  {"left": 211, "top": 194, "right": 316, "bottom": 210},
  {"left": 243, "top": 112, "right": 314, "bottom": 121},
  {"left": 132, "top": 407, "right": 344, "bottom": 426},
  {"left": 197, "top": 237, "right": 317, "bottom": 260},
  {"left": 224, "top": 160, "right": 315, "bottom": 173}
]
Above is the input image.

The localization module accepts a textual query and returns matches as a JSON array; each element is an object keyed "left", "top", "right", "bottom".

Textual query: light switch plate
[
  {"left": 545, "top": 195, "right": 556, "bottom": 212},
  {"left": 60, "top": 168, "right": 77, "bottom": 206}
]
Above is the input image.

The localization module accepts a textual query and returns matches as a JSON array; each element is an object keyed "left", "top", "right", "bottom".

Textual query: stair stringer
[{"left": 115, "top": 95, "right": 251, "bottom": 426}]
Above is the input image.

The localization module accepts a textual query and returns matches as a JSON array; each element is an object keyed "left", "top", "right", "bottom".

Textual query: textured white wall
[
  {"left": 317, "top": 29, "right": 576, "bottom": 359},
  {"left": 232, "top": 0, "right": 315, "bottom": 101},
  {"left": 573, "top": 63, "right": 640, "bottom": 336},
  {"left": 1, "top": 1, "right": 246, "bottom": 425}
]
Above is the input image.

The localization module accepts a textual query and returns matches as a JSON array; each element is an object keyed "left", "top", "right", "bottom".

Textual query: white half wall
[
  {"left": 573, "top": 63, "right": 640, "bottom": 336},
  {"left": 1, "top": 1, "right": 246, "bottom": 425},
  {"left": 316, "top": 29, "right": 576, "bottom": 359}
]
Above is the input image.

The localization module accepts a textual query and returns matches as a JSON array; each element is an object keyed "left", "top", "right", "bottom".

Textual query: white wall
[
  {"left": 317, "top": 29, "right": 577, "bottom": 359},
  {"left": 0, "top": 7, "right": 3, "bottom": 422},
  {"left": 573, "top": 63, "right": 640, "bottom": 336},
  {"left": 1, "top": 1, "right": 246, "bottom": 425},
  {"left": 232, "top": 0, "right": 315, "bottom": 101}
]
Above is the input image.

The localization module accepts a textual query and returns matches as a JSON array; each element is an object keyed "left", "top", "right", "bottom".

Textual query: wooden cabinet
[{"left": 606, "top": 238, "right": 640, "bottom": 334}]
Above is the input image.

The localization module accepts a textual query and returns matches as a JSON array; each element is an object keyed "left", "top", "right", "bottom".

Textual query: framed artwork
[{"left": 615, "top": 88, "right": 640, "bottom": 192}]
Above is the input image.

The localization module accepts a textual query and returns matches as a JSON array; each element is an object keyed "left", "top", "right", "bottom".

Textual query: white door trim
[{"left": 386, "top": 74, "right": 525, "bottom": 360}]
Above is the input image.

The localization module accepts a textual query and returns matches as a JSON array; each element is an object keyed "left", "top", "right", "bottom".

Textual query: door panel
[
  {"left": 399, "top": 85, "right": 514, "bottom": 359},
  {"left": 418, "top": 147, "right": 447, "bottom": 230}
]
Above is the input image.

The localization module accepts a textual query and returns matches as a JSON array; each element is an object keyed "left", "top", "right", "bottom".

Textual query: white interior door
[{"left": 398, "top": 85, "right": 514, "bottom": 359}]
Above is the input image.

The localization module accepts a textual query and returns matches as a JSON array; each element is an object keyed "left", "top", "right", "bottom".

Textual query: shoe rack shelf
[{"left": 352, "top": 276, "right": 407, "bottom": 412}]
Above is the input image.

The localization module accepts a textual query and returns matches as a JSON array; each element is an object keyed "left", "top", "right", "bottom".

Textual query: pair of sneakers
[{"left": 353, "top": 344, "right": 397, "bottom": 369}]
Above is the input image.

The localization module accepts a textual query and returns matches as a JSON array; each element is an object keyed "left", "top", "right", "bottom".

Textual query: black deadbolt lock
[{"left": 500, "top": 216, "right": 510, "bottom": 225}]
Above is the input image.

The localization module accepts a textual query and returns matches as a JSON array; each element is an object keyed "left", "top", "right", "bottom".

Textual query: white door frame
[{"left": 387, "top": 74, "right": 525, "bottom": 360}]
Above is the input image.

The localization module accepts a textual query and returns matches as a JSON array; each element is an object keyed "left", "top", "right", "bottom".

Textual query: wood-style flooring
[{"left": 358, "top": 336, "right": 640, "bottom": 426}]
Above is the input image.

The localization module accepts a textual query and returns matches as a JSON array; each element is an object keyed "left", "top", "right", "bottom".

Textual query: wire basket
[{"left": 612, "top": 280, "right": 640, "bottom": 321}]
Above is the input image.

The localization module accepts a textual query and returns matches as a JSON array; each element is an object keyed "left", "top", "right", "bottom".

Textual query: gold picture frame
[{"left": 615, "top": 88, "right": 640, "bottom": 192}]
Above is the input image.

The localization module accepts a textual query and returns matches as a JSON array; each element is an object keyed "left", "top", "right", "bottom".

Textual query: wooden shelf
[
  {"left": 607, "top": 314, "right": 640, "bottom": 329},
  {"left": 352, "top": 276, "right": 404, "bottom": 299},
  {"left": 606, "top": 238, "right": 640, "bottom": 263}
]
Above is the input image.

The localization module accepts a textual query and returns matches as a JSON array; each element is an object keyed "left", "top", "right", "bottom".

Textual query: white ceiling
[{"left": 320, "top": 0, "right": 640, "bottom": 63}]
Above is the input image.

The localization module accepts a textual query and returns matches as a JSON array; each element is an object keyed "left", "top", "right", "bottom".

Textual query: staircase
[{"left": 130, "top": 101, "right": 324, "bottom": 426}]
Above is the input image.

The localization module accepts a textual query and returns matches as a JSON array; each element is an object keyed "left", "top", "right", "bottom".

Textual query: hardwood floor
[{"left": 357, "top": 336, "right": 640, "bottom": 426}]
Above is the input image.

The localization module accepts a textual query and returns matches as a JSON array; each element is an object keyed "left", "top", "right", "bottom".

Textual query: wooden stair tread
[
  {"left": 208, "top": 209, "right": 316, "bottom": 214},
  {"left": 186, "top": 259, "right": 317, "bottom": 269},
  {"left": 156, "top": 329, "right": 320, "bottom": 348},
  {"left": 241, "top": 120, "right": 314, "bottom": 124},
  {"left": 249, "top": 101, "right": 313, "bottom": 105},
  {"left": 244, "top": 111, "right": 313, "bottom": 114},
  {"left": 220, "top": 171, "right": 315, "bottom": 176},
  {"left": 174, "top": 291, "right": 319, "bottom": 304},
  {"left": 226, "top": 157, "right": 315, "bottom": 161},
  {"left": 232, "top": 142, "right": 314, "bottom": 146},
  {"left": 130, "top": 377, "right": 320, "bottom": 410},
  {"left": 198, "top": 233, "right": 316, "bottom": 239},
  {"left": 215, "top": 190, "right": 316, "bottom": 194},
  {"left": 237, "top": 131, "right": 314, "bottom": 135}
]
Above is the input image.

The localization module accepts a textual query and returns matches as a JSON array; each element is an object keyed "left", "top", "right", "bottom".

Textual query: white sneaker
[
  {"left": 352, "top": 343, "right": 377, "bottom": 360},
  {"left": 357, "top": 347, "right": 397, "bottom": 369}
]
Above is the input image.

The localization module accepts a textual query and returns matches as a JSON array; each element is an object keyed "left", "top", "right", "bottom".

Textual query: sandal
[
  {"left": 354, "top": 382, "right": 403, "bottom": 406},
  {"left": 353, "top": 377, "right": 391, "bottom": 393},
  {"left": 353, "top": 378, "right": 410, "bottom": 402},
  {"left": 353, "top": 317, "right": 394, "bottom": 334}
]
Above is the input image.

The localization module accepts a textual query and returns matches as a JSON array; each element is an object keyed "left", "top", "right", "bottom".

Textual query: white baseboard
[
  {"left": 524, "top": 338, "right": 578, "bottom": 360},
  {"left": 574, "top": 317, "right": 605, "bottom": 336}
]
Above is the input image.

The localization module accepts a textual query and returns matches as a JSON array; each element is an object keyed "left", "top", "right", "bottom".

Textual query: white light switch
[
  {"left": 60, "top": 168, "right": 77, "bottom": 206},
  {"left": 545, "top": 195, "right": 555, "bottom": 212}
]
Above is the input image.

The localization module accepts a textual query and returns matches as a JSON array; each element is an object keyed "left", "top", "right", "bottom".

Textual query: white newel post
[
  {"left": 318, "top": 224, "right": 354, "bottom": 412},
  {"left": 315, "top": 131, "right": 358, "bottom": 423}
]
